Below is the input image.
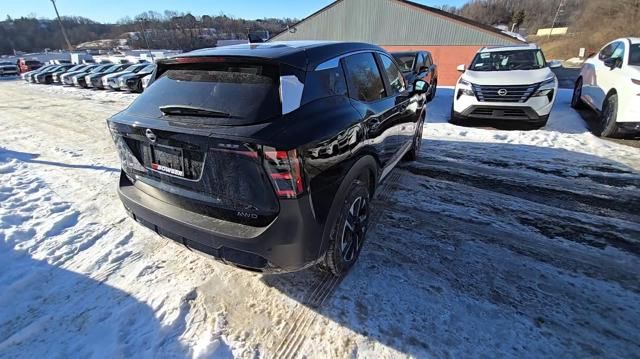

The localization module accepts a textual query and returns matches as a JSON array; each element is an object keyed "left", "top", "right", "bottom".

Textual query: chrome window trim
[{"left": 314, "top": 50, "right": 390, "bottom": 71}]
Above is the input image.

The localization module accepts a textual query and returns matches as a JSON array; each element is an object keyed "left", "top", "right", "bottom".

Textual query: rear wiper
[{"left": 159, "top": 105, "right": 235, "bottom": 118}]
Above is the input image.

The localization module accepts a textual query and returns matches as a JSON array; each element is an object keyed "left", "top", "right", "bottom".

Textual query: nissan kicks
[{"left": 107, "top": 41, "right": 429, "bottom": 275}]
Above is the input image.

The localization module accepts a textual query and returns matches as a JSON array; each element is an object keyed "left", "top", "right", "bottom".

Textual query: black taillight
[{"left": 263, "top": 147, "right": 304, "bottom": 199}]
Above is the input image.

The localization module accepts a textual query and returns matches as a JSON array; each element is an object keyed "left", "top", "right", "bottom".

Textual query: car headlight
[
  {"left": 533, "top": 77, "right": 556, "bottom": 97},
  {"left": 457, "top": 78, "right": 474, "bottom": 97}
]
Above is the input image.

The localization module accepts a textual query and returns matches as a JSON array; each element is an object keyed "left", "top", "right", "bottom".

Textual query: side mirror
[
  {"left": 457, "top": 64, "right": 466, "bottom": 72},
  {"left": 604, "top": 57, "right": 622, "bottom": 69},
  {"left": 412, "top": 79, "right": 430, "bottom": 95},
  {"left": 548, "top": 60, "right": 562, "bottom": 68}
]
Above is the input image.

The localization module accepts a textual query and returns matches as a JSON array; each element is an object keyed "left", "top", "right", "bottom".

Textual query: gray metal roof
[{"left": 271, "top": 0, "right": 522, "bottom": 46}]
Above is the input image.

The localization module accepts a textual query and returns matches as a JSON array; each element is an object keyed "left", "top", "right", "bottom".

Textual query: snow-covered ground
[{"left": 1, "top": 81, "right": 639, "bottom": 358}]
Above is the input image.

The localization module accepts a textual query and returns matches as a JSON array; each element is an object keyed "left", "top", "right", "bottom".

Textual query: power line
[
  {"left": 50, "top": 0, "right": 73, "bottom": 51},
  {"left": 548, "top": 0, "right": 567, "bottom": 39}
]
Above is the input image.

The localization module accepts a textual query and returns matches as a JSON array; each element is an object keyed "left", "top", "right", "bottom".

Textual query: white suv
[
  {"left": 572, "top": 38, "right": 640, "bottom": 137},
  {"left": 451, "top": 44, "right": 559, "bottom": 128}
]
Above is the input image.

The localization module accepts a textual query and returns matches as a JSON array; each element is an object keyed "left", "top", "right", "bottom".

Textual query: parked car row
[{"left": 21, "top": 61, "right": 156, "bottom": 93}]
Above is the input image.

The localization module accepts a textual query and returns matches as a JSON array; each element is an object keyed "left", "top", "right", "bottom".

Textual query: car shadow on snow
[
  {"left": 0, "top": 147, "right": 118, "bottom": 172},
  {"left": 261, "top": 137, "right": 640, "bottom": 357},
  {"left": 0, "top": 244, "right": 195, "bottom": 357}
]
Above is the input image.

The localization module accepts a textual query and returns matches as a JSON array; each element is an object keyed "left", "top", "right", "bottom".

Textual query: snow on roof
[{"left": 480, "top": 43, "right": 538, "bottom": 53}]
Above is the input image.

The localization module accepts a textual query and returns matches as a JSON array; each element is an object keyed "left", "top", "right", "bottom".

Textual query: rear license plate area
[{"left": 150, "top": 145, "right": 185, "bottom": 177}]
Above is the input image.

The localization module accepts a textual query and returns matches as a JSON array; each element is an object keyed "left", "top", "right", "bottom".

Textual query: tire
[
  {"left": 427, "top": 80, "right": 437, "bottom": 102},
  {"left": 571, "top": 78, "right": 585, "bottom": 109},
  {"left": 595, "top": 93, "right": 621, "bottom": 138},
  {"left": 322, "top": 178, "right": 371, "bottom": 276},
  {"left": 449, "top": 106, "right": 462, "bottom": 125},
  {"left": 404, "top": 112, "right": 425, "bottom": 161}
]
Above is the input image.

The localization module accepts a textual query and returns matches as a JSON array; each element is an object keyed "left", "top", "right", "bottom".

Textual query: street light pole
[{"left": 50, "top": 0, "right": 73, "bottom": 51}]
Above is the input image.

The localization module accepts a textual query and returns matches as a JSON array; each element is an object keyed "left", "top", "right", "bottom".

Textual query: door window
[
  {"left": 343, "top": 53, "right": 386, "bottom": 102},
  {"left": 424, "top": 53, "right": 433, "bottom": 67},
  {"left": 415, "top": 53, "right": 425, "bottom": 70},
  {"left": 379, "top": 54, "right": 407, "bottom": 95},
  {"left": 629, "top": 43, "right": 640, "bottom": 66}
]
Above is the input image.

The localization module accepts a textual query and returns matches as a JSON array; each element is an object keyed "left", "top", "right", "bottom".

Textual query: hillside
[
  {"left": 441, "top": 0, "right": 639, "bottom": 59},
  {"left": 0, "top": 12, "right": 296, "bottom": 54}
]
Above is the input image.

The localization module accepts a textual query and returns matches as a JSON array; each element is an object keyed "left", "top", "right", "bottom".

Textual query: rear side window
[
  {"left": 301, "top": 65, "right": 347, "bottom": 104},
  {"left": 379, "top": 54, "right": 406, "bottom": 95},
  {"left": 343, "top": 53, "right": 385, "bottom": 102},
  {"left": 127, "top": 62, "right": 281, "bottom": 123}
]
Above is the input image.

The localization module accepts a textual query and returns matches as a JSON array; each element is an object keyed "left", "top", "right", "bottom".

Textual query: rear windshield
[
  {"left": 470, "top": 50, "right": 546, "bottom": 71},
  {"left": 127, "top": 63, "right": 281, "bottom": 124},
  {"left": 129, "top": 64, "right": 148, "bottom": 72},
  {"left": 140, "top": 64, "right": 156, "bottom": 73},
  {"left": 91, "top": 65, "right": 112, "bottom": 73},
  {"left": 630, "top": 44, "right": 640, "bottom": 66},
  {"left": 66, "top": 65, "right": 84, "bottom": 71},
  {"left": 25, "top": 60, "right": 40, "bottom": 65}
]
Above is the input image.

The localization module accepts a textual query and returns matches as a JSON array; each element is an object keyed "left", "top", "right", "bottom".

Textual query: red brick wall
[{"left": 382, "top": 45, "right": 482, "bottom": 86}]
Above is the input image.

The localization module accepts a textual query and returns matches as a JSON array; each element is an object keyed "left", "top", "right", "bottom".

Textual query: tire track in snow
[{"left": 272, "top": 171, "right": 402, "bottom": 359}]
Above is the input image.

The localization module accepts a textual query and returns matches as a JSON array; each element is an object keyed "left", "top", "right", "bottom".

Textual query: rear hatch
[{"left": 109, "top": 58, "right": 304, "bottom": 227}]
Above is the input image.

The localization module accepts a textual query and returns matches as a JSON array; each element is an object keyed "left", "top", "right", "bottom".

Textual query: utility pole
[
  {"left": 50, "top": 0, "right": 73, "bottom": 51},
  {"left": 548, "top": 0, "right": 566, "bottom": 39},
  {"left": 137, "top": 20, "right": 154, "bottom": 62}
]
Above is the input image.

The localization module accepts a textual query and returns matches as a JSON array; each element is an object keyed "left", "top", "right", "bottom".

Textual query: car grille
[
  {"left": 470, "top": 107, "right": 530, "bottom": 119},
  {"left": 472, "top": 83, "right": 539, "bottom": 103}
]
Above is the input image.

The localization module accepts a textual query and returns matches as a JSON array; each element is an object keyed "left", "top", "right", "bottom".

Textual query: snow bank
[{"left": 1, "top": 81, "right": 639, "bottom": 358}]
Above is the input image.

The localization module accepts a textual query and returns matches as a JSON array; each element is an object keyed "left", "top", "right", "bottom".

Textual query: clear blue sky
[{"left": 5, "top": 0, "right": 469, "bottom": 23}]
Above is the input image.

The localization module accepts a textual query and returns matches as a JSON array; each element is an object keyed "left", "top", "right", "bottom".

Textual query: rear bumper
[{"left": 117, "top": 171, "right": 324, "bottom": 272}]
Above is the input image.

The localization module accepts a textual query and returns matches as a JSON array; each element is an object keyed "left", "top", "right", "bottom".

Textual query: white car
[
  {"left": 452, "top": 44, "right": 559, "bottom": 128},
  {"left": 141, "top": 73, "right": 152, "bottom": 90},
  {"left": 572, "top": 37, "right": 640, "bottom": 137}
]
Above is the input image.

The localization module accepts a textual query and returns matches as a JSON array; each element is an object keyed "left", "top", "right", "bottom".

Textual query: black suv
[
  {"left": 392, "top": 51, "right": 438, "bottom": 102},
  {"left": 108, "top": 41, "right": 429, "bottom": 275}
]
